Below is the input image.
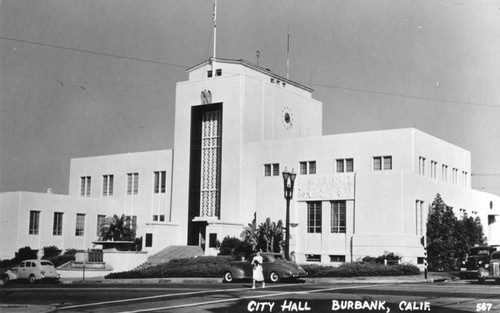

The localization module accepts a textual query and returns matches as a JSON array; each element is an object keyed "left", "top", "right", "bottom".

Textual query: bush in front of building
[
  {"left": 42, "top": 246, "right": 62, "bottom": 260},
  {"left": 361, "top": 251, "right": 402, "bottom": 264},
  {"left": 303, "top": 262, "right": 420, "bottom": 277},
  {"left": 218, "top": 236, "right": 253, "bottom": 260},
  {"left": 105, "top": 256, "right": 233, "bottom": 279}
]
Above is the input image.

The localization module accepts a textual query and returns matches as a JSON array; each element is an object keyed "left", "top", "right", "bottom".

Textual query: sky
[{"left": 1, "top": 0, "right": 499, "bottom": 196}]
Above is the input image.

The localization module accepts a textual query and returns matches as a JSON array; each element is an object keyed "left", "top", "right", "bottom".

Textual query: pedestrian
[
  {"left": 290, "top": 251, "right": 296, "bottom": 263},
  {"left": 252, "top": 250, "right": 265, "bottom": 289}
]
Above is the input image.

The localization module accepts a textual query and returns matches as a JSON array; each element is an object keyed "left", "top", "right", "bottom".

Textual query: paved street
[{"left": 1, "top": 279, "right": 500, "bottom": 313}]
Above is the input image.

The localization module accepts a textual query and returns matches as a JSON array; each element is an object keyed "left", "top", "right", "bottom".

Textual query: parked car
[
  {"left": 477, "top": 251, "right": 500, "bottom": 284},
  {"left": 223, "top": 252, "right": 307, "bottom": 283},
  {"left": 2, "top": 259, "right": 60, "bottom": 284},
  {"left": 460, "top": 246, "right": 497, "bottom": 279}
]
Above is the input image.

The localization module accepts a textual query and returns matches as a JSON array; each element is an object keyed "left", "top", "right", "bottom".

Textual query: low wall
[{"left": 104, "top": 250, "right": 148, "bottom": 273}]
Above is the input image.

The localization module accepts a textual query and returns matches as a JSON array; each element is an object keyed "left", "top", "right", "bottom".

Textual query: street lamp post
[{"left": 282, "top": 167, "right": 296, "bottom": 261}]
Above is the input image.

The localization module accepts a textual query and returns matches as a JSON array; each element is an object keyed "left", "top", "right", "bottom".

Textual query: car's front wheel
[
  {"left": 2, "top": 275, "right": 9, "bottom": 285},
  {"left": 269, "top": 271, "right": 280, "bottom": 283},
  {"left": 223, "top": 271, "right": 234, "bottom": 283},
  {"left": 28, "top": 274, "right": 36, "bottom": 284}
]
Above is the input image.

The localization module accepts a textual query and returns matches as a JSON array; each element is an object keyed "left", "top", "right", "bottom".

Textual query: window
[
  {"left": 127, "top": 173, "right": 139, "bottom": 194},
  {"left": 462, "top": 171, "right": 468, "bottom": 187},
  {"left": 264, "top": 164, "right": 280, "bottom": 176},
  {"left": 329, "top": 255, "right": 345, "bottom": 263},
  {"left": 415, "top": 200, "right": 424, "bottom": 236},
  {"left": 331, "top": 201, "right": 346, "bottom": 233},
  {"left": 207, "top": 70, "right": 213, "bottom": 78},
  {"left": 80, "top": 176, "right": 91, "bottom": 197},
  {"left": 336, "top": 159, "right": 353, "bottom": 173},
  {"left": 373, "top": 156, "right": 392, "bottom": 171},
  {"left": 29, "top": 211, "right": 40, "bottom": 235},
  {"left": 75, "top": 213, "right": 85, "bottom": 236},
  {"left": 216, "top": 69, "right": 222, "bottom": 76},
  {"left": 145, "top": 233, "right": 153, "bottom": 247},
  {"left": 431, "top": 161, "right": 437, "bottom": 179},
  {"left": 154, "top": 171, "right": 166, "bottom": 193},
  {"left": 153, "top": 215, "right": 158, "bottom": 222},
  {"left": 53, "top": 212, "right": 63, "bottom": 236},
  {"left": 307, "top": 202, "right": 322, "bottom": 233},
  {"left": 442, "top": 164, "right": 448, "bottom": 182},
  {"left": 418, "top": 157, "right": 426, "bottom": 175},
  {"left": 97, "top": 215, "right": 106, "bottom": 236},
  {"left": 209, "top": 233, "right": 218, "bottom": 248},
  {"left": 102, "top": 174, "right": 114, "bottom": 196},
  {"left": 305, "top": 254, "right": 321, "bottom": 262},
  {"left": 452, "top": 168, "right": 458, "bottom": 184},
  {"left": 300, "top": 161, "right": 316, "bottom": 175},
  {"left": 126, "top": 215, "right": 137, "bottom": 236}
]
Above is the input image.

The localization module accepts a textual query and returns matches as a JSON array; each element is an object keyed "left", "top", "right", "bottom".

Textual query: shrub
[
  {"left": 42, "top": 246, "right": 61, "bottom": 259},
  {"left": 106, "top": 256, "right": 232, "bottom": 279},
  {"left": 361, "top": 251, "right": 401, "bottom": 264},
  {"left": 15, "top": 246, "right": 38, "bottom": 262},
  {"left": 218, "top": 236, "right": 253, "bottom": 260},
  {"left": 303, "top": 262, "right": 420, "bottom": 277}
]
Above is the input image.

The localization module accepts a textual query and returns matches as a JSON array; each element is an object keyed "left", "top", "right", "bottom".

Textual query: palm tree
[
  {"left": 99, "top": 214, "right": 134, "bottom": 241},
  {"left": 257, "top": 217, "right": 285, "bottom": 253},
  {"left": 240, "top": 213, "right": 258, "bottom": 250}
]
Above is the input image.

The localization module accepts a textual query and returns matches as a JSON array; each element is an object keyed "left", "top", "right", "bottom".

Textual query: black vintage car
[
  {"left": 223, "top": 252, "right": 307, "bottom": 283},
  {"left": 460, "top": 246, "right": 496, "bottom": 279}
]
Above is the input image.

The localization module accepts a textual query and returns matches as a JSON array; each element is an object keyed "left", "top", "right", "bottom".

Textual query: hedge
[{"left": 105, "top": 256, "right": 420, "bottom": 279}]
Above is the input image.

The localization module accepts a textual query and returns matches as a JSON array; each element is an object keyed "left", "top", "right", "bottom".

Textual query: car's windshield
[{"left": 273, "top": 254, "right": 284, "bottom": 260}]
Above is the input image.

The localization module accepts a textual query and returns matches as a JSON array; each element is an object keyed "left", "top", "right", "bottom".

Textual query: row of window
[
  {"left": 207, "top": 69, "right": 222, "bottom": 78},
  {"left": 80, "top": 171, "right": 166, "bottom": 197},
  {"left": 264, "top": 156, "right": 393, "bottom": 176},
  {"left": 418, "top": 156, "right": 468, "bottom": 186},
  {"left": 307, "top": 201, "right": 347, "bottom": 234},
  {"left": 29, "top": 211, "right": 136, "bottom": 237}
]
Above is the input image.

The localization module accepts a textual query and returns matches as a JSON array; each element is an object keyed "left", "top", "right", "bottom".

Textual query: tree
[
  {"left": 257, "top": 217, "right": 284, "bottom": 253},
  {"left": 15, "top": 246, "right": 38, "bottom": 262},
  {"left": 426, "top": 194, "right": 486, "bottom": 271},
  {"left": 240, "top": 214, "right": 285, "bottom": 253},
  {"left": 240, "top": 213, "right": 258, "bottom": 250},
  {"left": 99, "top": 214, "right": 135, "bottom": 241}
]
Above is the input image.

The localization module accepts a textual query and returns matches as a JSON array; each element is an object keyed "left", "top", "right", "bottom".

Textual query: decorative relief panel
[
  {"left": 200, "top": 110, "right": 222, "bottom": 217},
  {"left": 296, "top": 174, "right": 355, "bottom": 201}
]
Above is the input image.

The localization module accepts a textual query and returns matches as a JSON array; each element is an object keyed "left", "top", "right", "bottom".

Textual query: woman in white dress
[{"left": 252, "top": 251, "right": 265, "bottom": 289}]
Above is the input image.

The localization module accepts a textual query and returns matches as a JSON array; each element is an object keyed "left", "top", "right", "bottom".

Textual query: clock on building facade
[{"left": 281, "top": 106, "right": 294, "bottom": 130}]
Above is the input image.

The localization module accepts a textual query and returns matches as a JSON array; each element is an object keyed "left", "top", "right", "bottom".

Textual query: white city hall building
[{"left": 1, "top": 58, "right": 499, "bottom": 266}]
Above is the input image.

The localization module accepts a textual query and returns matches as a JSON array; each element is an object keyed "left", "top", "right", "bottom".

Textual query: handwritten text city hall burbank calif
[{"left": 247, "top": 299, "right": 433, "bottom": 312}]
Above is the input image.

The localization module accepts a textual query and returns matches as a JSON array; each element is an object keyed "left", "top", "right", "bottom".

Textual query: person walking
[{"left": 252, "top": 251, "right": 265, "bottom": 289}]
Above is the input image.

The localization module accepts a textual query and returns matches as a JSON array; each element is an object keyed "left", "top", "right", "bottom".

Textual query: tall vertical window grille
[
  {"left": 102, "top": 174, "right": 114, "bottom": 196},
  {"left": 53, "top": 212, "right": 63, "bottom": 236},
  {"left": 442, "top": 164, "right": 448, "bottom": 182},
  {"left": 331, "top": 201, "right": 346, "bottom": 233},
  {"left": 96, "top": 215, "right": 106, "bottom": 237},
  {"left": 415, "top": 200, "right": 424, "bottom": 236},
  {"left": 431, "top": 161, "right": 437, "bottom": 179},
  {"left": 307, "top": 202, "right": 322, "bottom": 233},
  {"left": 80, "top": 176, "right": 91, "bottom": 197},
  {"left": 154, "top": 171, "right": 166, "bottom": 193},
  {"left": 75, "top": 213, "right": 85, "bottom": 236},
  {"left": 200, "top": 110, "right": 222, "bottom": 218},
  {"left": 127, "top": 173, "right": 139, "bottom": 194},
  {"left": 29, "top": 211, "right": 40, "bottom": 235}
]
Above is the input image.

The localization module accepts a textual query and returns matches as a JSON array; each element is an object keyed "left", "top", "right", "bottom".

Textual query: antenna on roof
[
  {"left": 256, "top": 51, "right": 260, "bottom": 66},
  {"left": 286, "top": 33, "right": 290, "bottom": 80}
]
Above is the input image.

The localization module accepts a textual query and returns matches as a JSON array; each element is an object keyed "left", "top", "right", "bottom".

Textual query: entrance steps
[{"left": 134, "top": 245, "right": 204, "bottom": 270}]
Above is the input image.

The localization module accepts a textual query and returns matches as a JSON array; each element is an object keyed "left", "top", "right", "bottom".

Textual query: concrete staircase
[{"left": 134, "top": 245, "right": 204, "bottom": 270}]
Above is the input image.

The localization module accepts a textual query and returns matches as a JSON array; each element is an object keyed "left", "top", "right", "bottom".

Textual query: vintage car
[
  {"left": 477, "top": 251, "right": 500, "bottom": 284},
  {"left": 2, "top": 259, "right": 60, "bottom": 284},
  {"left": 460, "top": 246, "right": 496, "bottom": 279},
  {"left": 223, "top": 252, "right": 307, "bottom": 283}
]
